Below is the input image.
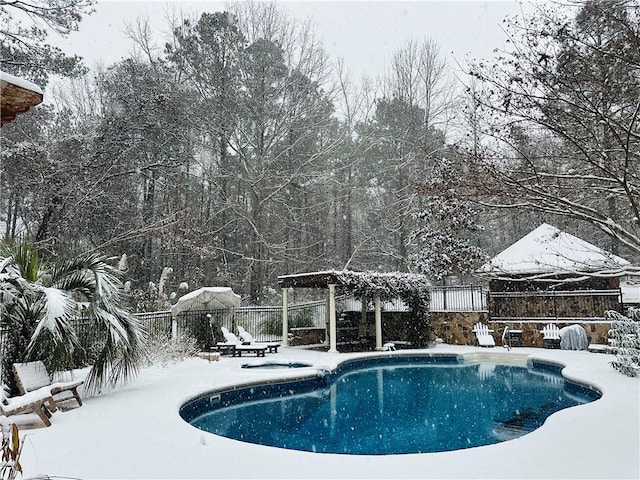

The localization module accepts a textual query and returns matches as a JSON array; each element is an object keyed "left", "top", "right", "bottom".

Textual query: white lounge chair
[
  {"left": 0, "top": 386, "right": 56, "bottom": 427},
  {"left": 216, "top": 327, "right": 267, "bottom": 357},
  {"left": 13, "top": 361, "right": 83, "bottom": 408},
  {"left": 540, "top": 324, "right": 561, "bottom": 349},
  {"left": 237, "top": 326, "right": 280, "bottom": 353},
  {"left": 472, "top": 322, "right": 496, "bottom": 347}
]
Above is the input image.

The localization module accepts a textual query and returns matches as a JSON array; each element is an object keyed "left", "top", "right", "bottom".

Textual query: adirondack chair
[
  {"left": 13, "top": 361, "right": 83, "bottom": 408},
  {"left": 472, "top": 322, "right": 495, "bottom": 347},
  {"left": 540, "top": 324, "right": 561, "bottom": 349}
]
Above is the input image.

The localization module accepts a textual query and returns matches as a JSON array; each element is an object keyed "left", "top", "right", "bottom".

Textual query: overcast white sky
[{"left": 52, "top": 0, "right": 529, "bottom": 82}]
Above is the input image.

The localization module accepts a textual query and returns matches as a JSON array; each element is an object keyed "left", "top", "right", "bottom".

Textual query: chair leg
[
  {"left": 36, "top": 405, "right": 52, "bottom": 427},
  {"left": 71, "top": 388, "right": 83, "bottom": 407}
]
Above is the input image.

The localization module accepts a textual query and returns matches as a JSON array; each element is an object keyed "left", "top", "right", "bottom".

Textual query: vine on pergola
[
  {"left": 333, "top": 270, "right": 431, "bottom": 312},
  {"left": 333, "top": 270, "right": 432, "bottom": 347}
]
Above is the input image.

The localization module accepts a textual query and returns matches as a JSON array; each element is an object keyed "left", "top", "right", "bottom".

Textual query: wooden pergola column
[
  {"left": 374, "top": 295, "right": 382, "bottom": 350},
  {"left": 281, "top": 287, "right": 289, "bottom": 346},
  {"left": 328, "top": 283, "right": 338, "bottom": 353}
]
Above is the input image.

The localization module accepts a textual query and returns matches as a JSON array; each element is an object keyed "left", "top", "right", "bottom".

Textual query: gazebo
[
  {"left": 477, "top": 223, "right": 632, "bottom": 322},
  {"left": 277, "top": 270, "right": 431, "bottom": 353}
]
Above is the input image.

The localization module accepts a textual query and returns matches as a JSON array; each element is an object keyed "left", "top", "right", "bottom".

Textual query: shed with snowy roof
[{"left": 477, "top": 223, "right": 629, "bottom": 323}]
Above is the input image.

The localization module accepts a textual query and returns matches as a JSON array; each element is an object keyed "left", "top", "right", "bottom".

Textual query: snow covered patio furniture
[
  {"left": 237, "top": 326, "right": 280, "bottom": 353},
  {"left": 216, "top": 327, "right": 267, "bottom": 357},
  {"left": 13, "top": 361, "right": 84, "bottom": 408},
  {"left": 559, "top": 325, "right": 590, "bottom": 350},
  {"left": 472, "top": 322, "right": 496, "bottom": 347},
  {"left": 541, "top": 324, "right": 561, "bottom": 349},
  {"left": 0, "top": 386, "right": 56, "bottom": 427}
]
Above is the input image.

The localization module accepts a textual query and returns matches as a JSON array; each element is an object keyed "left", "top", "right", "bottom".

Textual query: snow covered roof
[
  {"left": 1, "top": 70, "right": 43, "bottom": 126},
  {"left": 477, "top": 223, "right": 631, "bottom": 278}
]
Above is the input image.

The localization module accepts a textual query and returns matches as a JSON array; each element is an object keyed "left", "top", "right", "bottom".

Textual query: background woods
[{"left": 2, "top": 1, "right": 640, "bottom": 308}]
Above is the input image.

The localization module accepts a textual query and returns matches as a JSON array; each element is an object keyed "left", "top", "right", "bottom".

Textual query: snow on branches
[
  {"left": 411, "top": 157, "right": 487, "bottom": 281},
  {"left": 605, "top": 307, "right": 640, "bottom": 377}
]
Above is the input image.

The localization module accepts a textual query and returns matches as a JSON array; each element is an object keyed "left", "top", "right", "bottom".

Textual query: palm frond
[
  {"left": 0, "top": 240, "right": 39, "bottom": 282},
  {"left": 28, "top": 286, "right": 76, "bottom": 343},
  {"left": 83, "top": 308, "right": 146, "bottom": 393}
]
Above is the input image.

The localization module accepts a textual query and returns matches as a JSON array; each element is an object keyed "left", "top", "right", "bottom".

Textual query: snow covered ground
[{"left": 14, "top": 345, "right": 640, "bottom": 479}]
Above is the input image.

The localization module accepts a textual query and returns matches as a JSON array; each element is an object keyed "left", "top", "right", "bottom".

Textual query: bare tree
[
  {"left": 0, "top": 0, "right": 94, "bottom": 83},
  {"left": 468, "top": 0, "right": 640, "bottom": 257}
]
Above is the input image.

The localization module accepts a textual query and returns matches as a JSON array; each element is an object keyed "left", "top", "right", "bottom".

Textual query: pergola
[{"left": 277, "top": 269, "right": 431, "bottom": 353}]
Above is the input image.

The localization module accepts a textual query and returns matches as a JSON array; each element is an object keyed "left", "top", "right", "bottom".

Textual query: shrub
[
  {"left": 605, "top": 308, "right": 640, "bottom": 377},
  {"left": 143, "top": 334, "right": 199, "bottom": 367},
  {"left": 262, "top": 308, "right": 315, "bottom": 336}
]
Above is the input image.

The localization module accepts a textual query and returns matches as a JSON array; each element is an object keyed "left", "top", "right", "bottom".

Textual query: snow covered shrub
[
  {"left": 144, "top": 334, "right": 199, "bottom": 367},
  {"left": 605, "top": 308, "right": 640, "bottom": 377}
]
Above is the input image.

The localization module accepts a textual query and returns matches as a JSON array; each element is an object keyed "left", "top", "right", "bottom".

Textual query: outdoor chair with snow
[
  {"left": 13, "top": 361, "right": 84, "bottom": 408},
  {"left": 216, "top": 327, "right": 267, "bottom": 357},
  {"left": 540, "top": 324, "right": 561, "bottom": 349},
  {"left": 237, "top": 325, "right": 280, "bottom": 353},
  {"left": 472, "top": 322, "right": 495, "bottom": 347},
  {"left": 0, "top": 385, "right": 56, "bottom": 428}
]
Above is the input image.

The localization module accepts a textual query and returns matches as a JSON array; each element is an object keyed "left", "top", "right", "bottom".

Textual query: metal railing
[
  {"left": 142, "top": 300, "right": 328, "bottom": 350},
  {"left": 429, "top": 285, "right": 487, "bottom": 312}
]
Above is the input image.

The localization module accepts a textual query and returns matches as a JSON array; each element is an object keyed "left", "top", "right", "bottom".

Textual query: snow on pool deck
[{"left": 17, "top": 345, "right": 640, "bottom": 479}]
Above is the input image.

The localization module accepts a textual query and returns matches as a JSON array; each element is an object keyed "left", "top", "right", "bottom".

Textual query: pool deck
[{"left": 16, "top": 345, "right": 640, "bottom": 479}]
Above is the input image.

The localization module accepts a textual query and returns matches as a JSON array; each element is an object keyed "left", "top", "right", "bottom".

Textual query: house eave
[{"left": 1, "top": 71, "right": 44, "bottom": 126}]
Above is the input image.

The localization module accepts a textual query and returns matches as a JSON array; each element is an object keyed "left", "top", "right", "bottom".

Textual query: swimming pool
[{"left": 180, "top": 354, "right": 601, "bottom": 455}]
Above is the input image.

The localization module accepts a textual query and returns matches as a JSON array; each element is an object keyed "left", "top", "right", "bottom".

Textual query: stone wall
[
  {"left": 430, "top": 312, "right": 611, "bottom": 346},
  {"left": 291, "top": 312, "right": 612, "bottom": 348}
]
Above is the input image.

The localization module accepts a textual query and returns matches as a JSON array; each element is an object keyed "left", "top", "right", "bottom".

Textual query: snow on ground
[{"left": 14, "top": 345, "right": 640, "bottom": 479}]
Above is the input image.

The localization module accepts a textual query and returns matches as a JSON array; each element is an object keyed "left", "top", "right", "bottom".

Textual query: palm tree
[{"left": 0, "top": 240, "right": 146, "bottom": 393}]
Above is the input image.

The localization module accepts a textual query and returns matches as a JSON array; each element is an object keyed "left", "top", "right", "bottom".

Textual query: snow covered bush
[
  {"left": 605, "top": 308, "right": 640, "bottom": 377},
  {"left": 144, "top": 334, "right": 199, "bottom": 368}
]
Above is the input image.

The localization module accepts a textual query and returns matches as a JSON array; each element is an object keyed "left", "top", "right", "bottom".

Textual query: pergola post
[
  {"left": 282, "top": 288, "right": 289, "bottom": 346},
  {"left": 375, "top": 295, "right": 382, "bottom": 351},
  {"left": 171, "top": 317, "right": 177, "bottom": 341},
  {"left": 328, "top": 283, "right": 338, "bottom": 353}
]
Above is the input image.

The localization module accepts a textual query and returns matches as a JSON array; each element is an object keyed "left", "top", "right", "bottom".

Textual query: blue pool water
[{"left": 181, "top": 355, "right": 600, "bottom": 455}]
